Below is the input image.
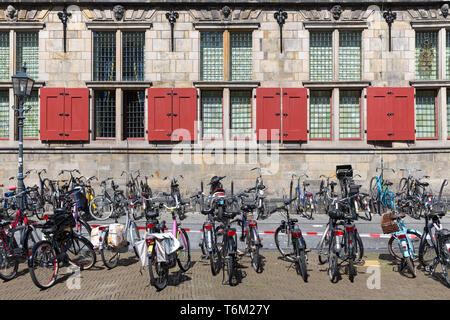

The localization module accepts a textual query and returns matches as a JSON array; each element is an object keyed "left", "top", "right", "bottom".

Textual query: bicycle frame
[{"left": 391, "top": 219, "right": 422, "bottom": 259}]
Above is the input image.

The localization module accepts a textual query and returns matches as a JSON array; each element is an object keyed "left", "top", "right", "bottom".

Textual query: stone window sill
[
  {"left": 194, "top": 81, "right": 260, "bottom": 88},
  {"left": 85, "top": 81, "right": 152, "bottom": 89},
  {"left": 303, "top": 81, "right": 371, "bottom": 89}
]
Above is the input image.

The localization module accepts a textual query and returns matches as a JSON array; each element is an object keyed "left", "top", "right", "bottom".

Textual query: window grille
[
  {"left": 310, "top": 90, "right": 331, "bottom": 139},
  {"left": 416, "top": 31, "right": 438, "bottom": 80},
  {"left": 415, "top": 90, "right": 436, "bottom": 138},
  {"left": 124, "top": 90, "right": 145, "bottom": 139},
  {"left": 95, "top": 90, "right": 116, "bottom": 138},
  {"left": 0, "top": 91, "right": 8, "bottom": 138},
  {"left": 23, "top": 91, "right": 39, "bottom": 138},
  {"left": 16, "top": 32, "right": 38, "bottom": 79},
  {"left": 339, "top": 90, "right": 360, "bottom": 139},
  {"left": 93, "top": 32, "right": 116, "bottom": 81},
  {"left": 447, "top": 31, "right": 450, "bottom": 79},
  {"left": 122, "top": 32, "right": 144, "bottom": 81},
  {"left": 230, "top": 91, "right": 252, "bottom": 139},
  {"left": 310, "top": 31, "right": 333, "bottom": 81},
  {"left": 202, "top": 91, "right": 222, "bottom": 139},
  {"left": 448, "top": 93, "right": 450, "bottom": 138},
  {"left": 230, "top": 32, "right": 252, "bottom": 81},
  {"left": 0, "top": 33, "right": 9, "bottom": 81},
  {"left": 339, "top": 31, "right": 361, "bottom": 81},
  {"left": 200, "top": 32, "right": 223, "bottom": 81}
]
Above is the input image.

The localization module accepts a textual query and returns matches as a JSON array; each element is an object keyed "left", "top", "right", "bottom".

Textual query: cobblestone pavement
[{"left": 0, "top": 251, "right": 449, "bottom": 300}]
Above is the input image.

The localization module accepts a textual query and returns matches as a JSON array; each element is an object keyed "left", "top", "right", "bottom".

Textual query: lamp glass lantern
[{"left": 12, "top": 67, "right": 35, "bottom": 98}]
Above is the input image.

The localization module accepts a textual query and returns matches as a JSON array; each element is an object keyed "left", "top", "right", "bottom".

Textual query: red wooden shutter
[
  {"left": 391, "top": 87, "right": 415, "bottom": 141},
  {"left": 366, "top": 87, "right": 389, "bottom": 141},
  {"left": 367, "top": 87, "right": 415, "bottom": 141},
  {"left": 148, "top": 88, "right": 173, "bottom": 141},
  {"left": 64, "top": 88, "right": 90, "bottom": 141},
  {"left": 172, "top": 88, "right": 197, "bottom": 141},
  {"left": 40, "top": 88, "right": 65, "bottom": 141},
  {"left": 256, "top": 88, "right": 281, "bottom": 141},
  {"left": 282, "top": 88, "right": 307, "bottom": 141}
]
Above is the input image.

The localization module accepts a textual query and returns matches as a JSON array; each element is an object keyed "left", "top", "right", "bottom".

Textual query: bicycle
[
  {"left": 326, "top": 193, "right": 365, "bottom": 283},
  {"left": 272, "top": 196, "right": 309, "bottom": 282},
  {"left": 247, "top": 167, "right": 268, "bottom": 220},
  {"left": 382, "top": 210, "right": 422, "bottom": 278},
  {"left": 289, "top": 173, "right": 315, "bottom": 220},
  {"left": 0, "top": 190, "right": 40, "bottom": 281},
  {"left": 147, "top": 192, "right": 191, "bottom": 290},
  {"left": 97, "top": 198, "right": 143, "bottom": 269},
  {"left": 315, "top": 174, "right": 338, "bottom": 214},
  {"left": 28, "top": 192, "right": 96, "bottom": 289},
  {"left": 369, "top": 163, "right": 397, "bottom": 214},
  {"left": 89, "top": 178, "right": 126, "bottom": 221}
]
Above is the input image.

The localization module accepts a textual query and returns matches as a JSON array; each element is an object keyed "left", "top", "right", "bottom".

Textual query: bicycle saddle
[
  {"left": 201, "top": 208, "right": 215, "bottom": 215},
  {"left": 436, "top": 228, "right": 450, "bottom": 237},
  {"left": 53, "top": 208, "right": 69, "bottom": 215},
  {"left": 8, "top": 186, "right": 16, "bottom": 191},
  {"left": 429, "top": 211, "right": 446, "bottom": 218},
  {"left": 384, "top": 181, "right": 393, "bottom": 186},
  {"left": 288, "top": 218, "right": 298, "bottom": 223},
  {"left": 241, "top": 204, "right": 256, "bottom": 212},
  {"left": 418, "top": 182, "right": 429, "bottom": 187},
  {"left": 222, "top": 211, "right": 239, "bottom": 219},
  {"left": 145, "top": 209, "right": 159, "bottom": 219},
  {"left": 0, "top": 221, "right": 10, "bottom": 227},
  {"left": 330, "top": 181, "right": 338, "bottom": 187},
  {"left": 303, "top": 182, "right": 310, "bottom": 187}
]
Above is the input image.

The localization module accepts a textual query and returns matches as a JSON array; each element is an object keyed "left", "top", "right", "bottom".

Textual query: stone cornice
[
  {"left": 85, "top": 21, "right": 153, "bottom": 29},
  {"left": 303, "top": 21, "right": 368, "bottom": 29},
  {"left": 303, "top": 81, "right": 371, "bottom": 88},
  {"left": 194, "top": 81, "right": 260, "bottom": 88}
]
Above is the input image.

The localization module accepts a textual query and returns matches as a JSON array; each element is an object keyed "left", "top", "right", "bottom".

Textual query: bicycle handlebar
[{"left": 376, "top": 167, "right": 396, "bottom": 173}]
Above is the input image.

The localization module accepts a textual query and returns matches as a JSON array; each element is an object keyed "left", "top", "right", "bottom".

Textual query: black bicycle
[
  {"left": 28, "top": 191, "right": 96, "bottom": 289},
  {"left": 272, "top": 197, "right": 309, "bottom": 282}
]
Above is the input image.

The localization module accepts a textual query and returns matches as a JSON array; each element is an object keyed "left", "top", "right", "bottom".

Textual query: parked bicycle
[
  {"left": 315, "top": 174, "right": 338, "bottom": 214},
  {"left": 272, "top": 196, "right": 309, "bottom": 282},
  {"left": 289, "top": 173, "right": 315, "bottom": 220},
  {"left": 89, "top": 178, "right": 126, "bottom": 220}
]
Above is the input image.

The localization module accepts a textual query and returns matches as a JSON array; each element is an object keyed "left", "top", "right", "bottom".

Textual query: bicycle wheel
[
  {"left": 369, "top": 177, "right": 379, "bottom": 201},
  {"left": 274, "top": 226, "right": 294, "bottom": 262},
  {"left": 100, "top": 241, "right": 120, "bottom": 269},
  {"left": 405, "top": 256, "right": 416, "bottom": 277},
  {"left": 209, "top": 246, "right": 221, "bottom": 276},
  {"left": 317, "top": 229, "right": 330, "bottom": 265},
  {"left": 29, "top": 240, "right": 58, "bottom": 289},
  {"left": 132, "top": 201, "right": 144, "bottom": 221},
  {"left": 440, "top": 238, "right": 450, "bottom": 287},
  {"left": 328, "top": 236, "right": 339, "bottom": 282},
  {"left": 348, "top": 257, "right": 356, "bottom": 282},
  {"left": 176, "top": 228, "right": 191, "bottom": 272},
  {"left": 250, "top": 227, "right": 263, "bottom": 273},
  {"left": 296, "top": 247, "right": 308, "bottom": 282},
  {"left": 303, "top": 196, "right": 315, "bottom": 220},
  {"left": 418, "top": 232, "right": 436, "bottom": 268},
  {"left": 78, "top": 218, "right": 92, "bottom": 237},
  {"left": 0, "top": 241, "right": 18, "bottom": 281},
  {"left": 148, "top": 252, "right": 168, "bottom": 291},
  {"left": 398, "top": 178, "right": 408, "bottom": 195},
  {"left": 89, "top": 196, "right": 113, "bottom": 220},
  {"left": 388, "top": 230, "right": 421, "bottom": 262},
  {"left": 24, "top": 227, "right": 39, "bottom": 257},
  {"left": 355, "top": 232, "right": 364, "bottom": 263},
  {"left": 227, "top": 255, "right": 238, "bottom": 286},
  {"left": 66, "top": 234, "right": 96, "bottom": 270}
]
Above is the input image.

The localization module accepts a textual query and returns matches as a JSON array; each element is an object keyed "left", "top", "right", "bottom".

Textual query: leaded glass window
[
  {"left": 416, "top": 31, "right": 438, "bottom": 80},
  {"left": 23, "top": 91, "right": 39, "bottom": 138},
  {"left": 124, "top": 90, "right": 145, "bottom": 139},
  {"left": 200, "top": 32, "right": 223, "bottom": 81},
  {"left": 415, "top": 90, "right": 436, "bottom": 138},
  {"left": 95, "top": 90, "right": 116, "bottom": 138},
  {"left": 339, "top": 31, "right": 361, "bottom": 81},
  {"left": 122, "top": 32, "right": 144, "bottom": 81},
  {"left": 202, "top": 91, "right": 222, "bottom": 139},
  {"left": 0, "top": 91, "right": 8, "bottom": 138},
  {"left": 339, "top": 91, "right": 360, "bottom": 139},
  {"left": 230, "top": 32, "right": 252, "bottom": 81},
  {"left": 230, "top": 91, "right": 252, "bottom": 139},
  {"left": 0, "top": 33, "right": 9, "bottom": 80},
  {"left": 16, "top": 32, "right": 38, "bottom": 79},
  {"left": 310, "top": 90, "right": 331, "bottom": 139},
  {"left": 93, "top": 32, "right": 116, "bottom": 81},
  {"left": 310, "top": 31, "right": 333, "bottom": 81}
]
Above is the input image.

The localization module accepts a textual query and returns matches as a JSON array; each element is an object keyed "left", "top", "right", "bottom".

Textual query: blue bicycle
[
  {"left": 289, "top": 173, "right": 315, "bottom": 220},
  {"left": 383, "top": 209, "right": 422, "bottom": 277},
  {"left": 369, "top": 160, "right": 396, "bottom": 214}
]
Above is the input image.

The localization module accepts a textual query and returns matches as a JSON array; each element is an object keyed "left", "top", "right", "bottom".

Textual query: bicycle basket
[
  {"left": 348, "top": 184, "right": 360, "bottom": 196},
  {"left": 336, "top": 165, "right": 353, "bottom": 181},
  {"left": 381, "top": 211, "right": 399, "bottom": 234}
]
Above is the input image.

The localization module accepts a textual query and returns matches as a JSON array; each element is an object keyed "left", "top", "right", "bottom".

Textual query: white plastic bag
[
  {"left": 135, "top": 239, "right": 148, "bottom": 267},
  {"left": 149, "top": 232, "right": 180, "bottom": 263},
  {"left": 107, "top": 223, "right": 127, "bottom": 248},
  {"left": 90, "top": 226, "right": 106, "bottom": 249}
]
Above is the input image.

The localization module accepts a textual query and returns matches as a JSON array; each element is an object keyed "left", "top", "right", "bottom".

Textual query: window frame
[
  {"left": 415, "top": 89, "right": 438, "bottom": 140},
  {"left": 200, "top": 90, "right": 224, "bottom": 141},
  {"left": 338, "top": 90, "right": 362, "bottom": 141},
  {"left": 93, "top": 89, "right": 116, "bottom": 140},
  {"left": 229, "top": 89, "right": 253, "bottom": 141},
  {"left": 309, "top": 90, "right": 333, "bottom": 141},
  {"left": 123, "top": 89, "right": 146, "bottom": 140}
]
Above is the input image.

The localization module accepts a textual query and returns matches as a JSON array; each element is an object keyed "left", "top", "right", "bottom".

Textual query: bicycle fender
[
  {"left": 297, "top": 237, "right": 306, "bottom": 250},
  {"left": 228, "top": 236, "right": 236, "bottom": 255},
  {"left": 406, "top": 228, "right": 422, "bottom": 238}
]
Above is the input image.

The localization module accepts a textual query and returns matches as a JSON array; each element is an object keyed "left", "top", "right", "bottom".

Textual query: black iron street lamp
[{"left": 11, "top": 65, "right": 35, "bottom": 209}]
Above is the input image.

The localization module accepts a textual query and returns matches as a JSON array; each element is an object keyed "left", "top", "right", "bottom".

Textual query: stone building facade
[{"left": 0, "top": 1, "right": 448, "bottom": 195}]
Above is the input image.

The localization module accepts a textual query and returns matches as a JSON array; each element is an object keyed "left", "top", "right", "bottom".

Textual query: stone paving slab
[{"left": 0, "top": 252, "right": 449, "bottom": 300}]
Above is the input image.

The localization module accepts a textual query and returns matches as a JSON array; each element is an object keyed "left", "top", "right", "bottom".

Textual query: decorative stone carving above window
[
  {"left": 82, "top": 7, "right": 155, "bottom": 22},
  {"left": 300, "top": 7, "right": 374, "bottom": 21},
  {"left": 0, "top": 7, "right": 49, "bottom": 21},
  {"left": 189, "top": 8, "right": 261, "bottom": 22},
  {"left": 408, "top": 7, "right": 448, "bottom": 20}
]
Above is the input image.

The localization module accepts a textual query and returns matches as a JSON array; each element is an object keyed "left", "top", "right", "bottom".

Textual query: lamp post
[{"left": 11, "top": 65, "right": 35, "bottom": 209}]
